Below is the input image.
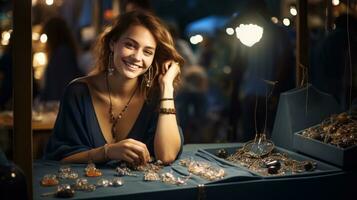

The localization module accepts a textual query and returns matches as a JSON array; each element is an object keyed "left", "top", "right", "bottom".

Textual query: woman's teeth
[{"left": 125, "top": 61, "right": 141, "bottom": 69}]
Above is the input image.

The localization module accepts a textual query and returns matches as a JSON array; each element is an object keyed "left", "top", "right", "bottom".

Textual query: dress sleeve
[{"left": 43, "top": 81, "right": 93, "bottom": 161}]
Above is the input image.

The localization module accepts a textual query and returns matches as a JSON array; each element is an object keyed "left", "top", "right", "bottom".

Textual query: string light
[
  {"left": 332, "top": 0, "right": 340, "bottom": 6},
  {"left": 290, "top": 6, "right": 297, "bottom": 16},
  {"left": 226, "top": 27, "right": 234, "bottom": 35},
  {"left": 189, "top": 34, "right": 203, "bottom": 45},
  {"left": 283, "top": 18, "right": 291, "bottom": 26},
  {"left": 235, "top": 24, "right": 263, "bottom": 47}
]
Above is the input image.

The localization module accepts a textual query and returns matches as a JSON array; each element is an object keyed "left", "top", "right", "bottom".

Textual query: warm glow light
[
  {"left": 32, "top": 32, "right": 40, "bottom": 41},
  {"left": 290, "top": 6, "right": 297, "bottom": 16},
  {"left": 33, "top": 52, "right": 48, "bottom": 80},
  {"left": 226, "top": 27, "right": 234, "bottom": 35},
  {"left": 1, "top": 31, "right": 11, "bottom": 45},
  {"left": 271, "top": 17, "right": 279, "bottom": 24},
  {"left": 11, "top": 172, "right": 16, "bottom": 178},
  {"left": 283, "top": 18, "right": 291, "bottom": 26},
  {"left": 32, "top": 0, "right": 38, "bottom": 6},
  {"left": 332, "top": 0, "right": 340, "bottom": 6},
  {"left": 189, "top": 34, "right": 203, "bottom": 45},
  {"left": 2, "top": 31, "right": 10, "bottom": 41},
  {"left": 235, "top": 24, "right": 263, "bottom": 47},
  {"left": 33, "top": 52, "right": 47, "bottom": 67},
  {"left": 40, "top": 34, "right": 47, "bottom": 43},
  {"left": 45, "top": 0, "right": 54, "bottom": 6}
]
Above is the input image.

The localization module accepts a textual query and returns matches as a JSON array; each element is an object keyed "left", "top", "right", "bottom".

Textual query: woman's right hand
[{"left": 106, "top": 139, "right": 151, "bottom": 164}]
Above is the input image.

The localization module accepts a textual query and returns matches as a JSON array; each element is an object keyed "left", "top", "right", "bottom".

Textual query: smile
[{"left": 123, "top": 60, "right": 143, "bottom": 71}]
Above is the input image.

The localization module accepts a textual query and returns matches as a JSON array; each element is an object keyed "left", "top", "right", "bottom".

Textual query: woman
[{"left": 44, "top": 11, "right": 184, "bottom": 165}]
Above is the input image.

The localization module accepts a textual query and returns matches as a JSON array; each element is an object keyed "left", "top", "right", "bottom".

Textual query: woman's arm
[
  {"left": 62, "top": 139, "right": 151, "bottom": 164},
  {"left": 61, "top": 146, "right": 107, "bottom": 163},
  {"left": 154, "top": 61, "right": 182, "bottom": 164}
]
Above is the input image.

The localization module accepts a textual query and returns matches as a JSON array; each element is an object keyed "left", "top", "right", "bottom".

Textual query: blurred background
[{"left": 0, "top": 0, "right": 356, "bottom": 159}]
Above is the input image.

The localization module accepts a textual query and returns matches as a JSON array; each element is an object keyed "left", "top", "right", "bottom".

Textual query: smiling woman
[{"left": 43, "top": 11, "right": 185, "bottom": 165}]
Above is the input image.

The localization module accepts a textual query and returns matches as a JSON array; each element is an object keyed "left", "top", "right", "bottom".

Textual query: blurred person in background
[
  {"left": 167, "top": 21, "right": 197, "bottom": 68},
  {"left": 0, "top": 37, "right": 39, "bottom": 110},
  {"left": 310, "top": 13, "right": 357, "bottom": 110},
  {"left": 40, "top": 17, "right": 84, "bottom": 102},
  {"left": 176, "top": 65, "right": 209, "bottom": 143}
]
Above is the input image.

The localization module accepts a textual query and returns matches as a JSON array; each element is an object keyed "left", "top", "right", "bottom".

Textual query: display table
[
  {"left": 33, "top": 143, "right": 356, "bottom": 200},
  {"left": 0, "top": 111, "right": 57, "bottom": 159}
]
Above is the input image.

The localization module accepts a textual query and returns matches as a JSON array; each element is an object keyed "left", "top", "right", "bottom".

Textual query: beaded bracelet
[
  {"left": 160, "top": 98, "right": 174, "bottom": 101},
  {"left": 159, "top": 108, "right": 176, "bottom": 114}
]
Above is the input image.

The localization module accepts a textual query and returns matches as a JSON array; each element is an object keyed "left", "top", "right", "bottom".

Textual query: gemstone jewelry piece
[
  {"left": 85, "top": 163, "right": 102, "bottom": 177},
  {"left": 109, "top": 177, "right": 124, "bottom": 187},
  {"left": 74, "top": 178, "right": 88, "bottom": 190},
  {"left": 144, "top": 172, "right": 160, "bottom": 181},
  {"left": 302, "top": 112, "right": 357, "bottom": 148},
  {"left": 58, "top": 166, "right": 71, "bottom": 173},
  {"left": 160, "top": 172, "right": 176, "bottom": 184},
  {"left": 41, "top": 174, "right": 59, "bottom": 186},
  {"left": 73, "top": 178, "right": 96, "bottom": 192},
  {"left": 226, "top": 148, "right": 317, "bottom": 176},
  {"left": 216, "top": 149, "right": 228, "bottom": 158},
  {"left": 179, "top": 158, "right": 225, "bottom": 181},
  {"left": 160, "top": 171, "right": 190, "bottom": 185},
  {"left": 57, "top": 166, "right": 78, "bottom": 179},
  {"left": 56, "top": 184, "right": 75, "bottom": 198},
  {"left": 96, "top": 178, "right": 110, "bottom": 187},
  {"left": 116, "top": 167, "right": 137, "bottom": 177}
]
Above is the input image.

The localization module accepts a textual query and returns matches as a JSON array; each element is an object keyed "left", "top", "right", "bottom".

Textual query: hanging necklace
[{"left": 105, "top": 72, "right": 138, "bottom": 141}]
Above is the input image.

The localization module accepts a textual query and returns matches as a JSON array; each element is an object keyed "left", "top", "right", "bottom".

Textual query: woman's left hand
[{"left": 158, "top": 60, "right": 180, "bottom": 89}]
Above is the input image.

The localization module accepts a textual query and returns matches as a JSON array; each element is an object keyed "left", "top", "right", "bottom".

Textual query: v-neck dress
[{"left": 43, "top": 81, "right": 183, "bottom": 161}]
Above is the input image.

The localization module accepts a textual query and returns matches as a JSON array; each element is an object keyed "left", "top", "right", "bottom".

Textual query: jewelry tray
[
  {"left": 199, "top": 145, "right": 340, "bottom": 179},
  {"left": 294, "top": 125, "right": 357, "bottom": 169}
]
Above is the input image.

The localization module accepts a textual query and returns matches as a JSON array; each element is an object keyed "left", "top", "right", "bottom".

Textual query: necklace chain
[{"left": 105, "top": 72, "right": 138, "bottom": 141}]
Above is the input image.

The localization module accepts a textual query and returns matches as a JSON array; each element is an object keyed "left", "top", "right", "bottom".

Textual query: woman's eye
[
  {"left": 125, "top": 42, "right": 135, "bottom": 49},
  {"left": 144, "top": 50, "right": 153, "bottom": 56}
]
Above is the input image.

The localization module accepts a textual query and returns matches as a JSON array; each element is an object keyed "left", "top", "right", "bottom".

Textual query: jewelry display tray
[
  {"left": 199, "top": 145, "right": 340, "bottom": 179},
  {"left": 293, "top": 126, "right": 357, "bottom": 169}
]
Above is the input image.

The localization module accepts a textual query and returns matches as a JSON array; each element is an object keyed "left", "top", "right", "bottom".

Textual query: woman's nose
[{"left": 131, "top": 50, "right": 143, "bottom": 61}]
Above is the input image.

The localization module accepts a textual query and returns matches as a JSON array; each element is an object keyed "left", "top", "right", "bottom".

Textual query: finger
[
  {"left": 126, "top": 140, "right": 149, "bottom": 163},
  {"left": 126, "top": 139, "right": 151, "bottom": 161},
  {"left": 130, "top": 145, "right": 149, "bottom": 164},
  {"left": 123, "top": 149, "right": 141, "bottom": 163},
  {"left": 121, "top": 154, "right": 134, "bottom": 163}
]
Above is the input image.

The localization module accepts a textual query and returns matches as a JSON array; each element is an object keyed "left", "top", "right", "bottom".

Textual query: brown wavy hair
[{"left": 93, "top": 11, "right": 184, "bottom": 100}]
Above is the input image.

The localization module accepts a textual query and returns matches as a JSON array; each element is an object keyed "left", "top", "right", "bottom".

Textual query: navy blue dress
[{"left": 44, "top": 80, "right": 183, "bottom": 161}]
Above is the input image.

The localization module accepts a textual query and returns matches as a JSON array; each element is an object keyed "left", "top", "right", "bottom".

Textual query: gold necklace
[{"left": 105, "top": 72, "right": 138, "bottom": 140}]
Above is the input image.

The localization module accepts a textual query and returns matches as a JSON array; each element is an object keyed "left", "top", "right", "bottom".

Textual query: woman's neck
[{"left": 107, "top": 72, "right": 138, "bottom": 97}]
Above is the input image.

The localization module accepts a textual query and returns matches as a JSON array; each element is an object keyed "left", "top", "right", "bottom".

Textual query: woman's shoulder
[
  {"left": 65, "top": 73, "right": 105, "bottom": 97},
  {"left": 63, "top": 76, "right": 92, "bottom": 100}
]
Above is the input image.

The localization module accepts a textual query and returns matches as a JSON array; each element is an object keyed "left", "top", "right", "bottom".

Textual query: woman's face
[{"left": 111, "top": 25, "right": 157, "bottom": 79}]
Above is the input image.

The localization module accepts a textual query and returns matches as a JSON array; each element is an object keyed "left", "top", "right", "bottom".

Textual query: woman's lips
[{"left": 123, "top": 60, "right": 143, "bottom": 71}]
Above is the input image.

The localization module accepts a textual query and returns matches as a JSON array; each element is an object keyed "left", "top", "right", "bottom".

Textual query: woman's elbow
[{"left": 156, "top": 153, "right": 177, "bottom": 165}]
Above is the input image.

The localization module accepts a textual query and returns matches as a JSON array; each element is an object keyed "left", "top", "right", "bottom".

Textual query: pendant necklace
[{"left": 105, "top": 72, "right": 138, "bottom": 141}]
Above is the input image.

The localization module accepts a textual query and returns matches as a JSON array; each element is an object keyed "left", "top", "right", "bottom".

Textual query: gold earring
[
  {"left": 144, "top": 66, "right": 153, "bottom": 87},
  {"left": 108, "top": 52, "right": 114, "bottom": 76}
]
